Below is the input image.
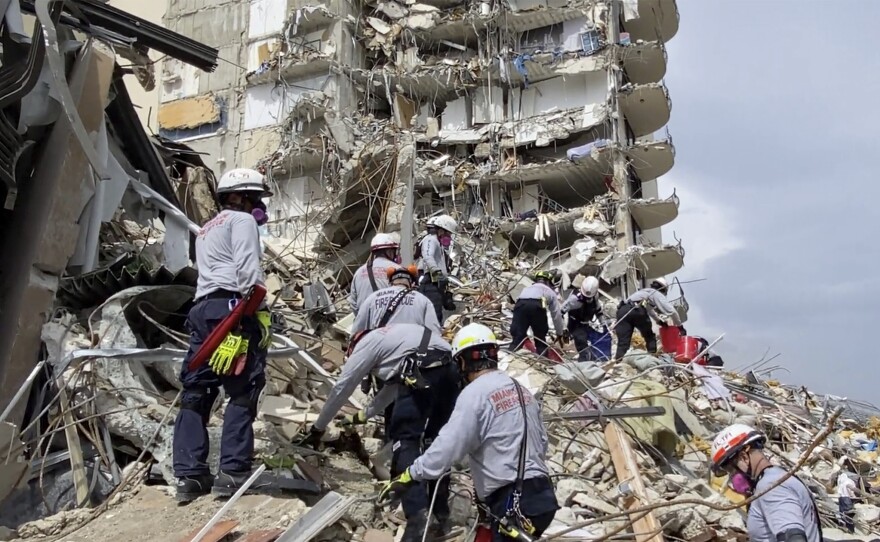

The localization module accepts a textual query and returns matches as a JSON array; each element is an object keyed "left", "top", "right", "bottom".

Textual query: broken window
[{"left": 518, "top": 23, "right": 563, "bottom": 53}]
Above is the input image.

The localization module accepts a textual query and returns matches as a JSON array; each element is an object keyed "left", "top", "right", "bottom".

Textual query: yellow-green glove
[
  {"left": 377, "top": 468, "right": 415, "bottom": 504},
  {"left": 339, "top": 410, "right": 367, "bottom": 427},
  {"left": 209, "top": 332, "right": 249, "bottom": 375},
  {"left": 256, "top": 310, "right": 272, "bottom": 349},
  {"left": 430, "top": 270, "right": 443, "bottom": 283}
]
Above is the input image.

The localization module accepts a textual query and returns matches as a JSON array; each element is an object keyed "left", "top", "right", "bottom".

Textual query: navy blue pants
[
  {"left": 418, "top": 281, "right": 444, "bottom": 323},
  {"left": 510, "top": 299, "right": 549, "bottom": 357},
  {"left": 569, "top": 323, "right": 612, "bottom": 362},
  {"left": 389, "top": 362, "right": 460, "bottom": 519},
  {"left": 485, "top": 476, "right": 559, "bottom": 542},
  {"left": 172, "top": 297, "right": 267, "bottom": 477}
]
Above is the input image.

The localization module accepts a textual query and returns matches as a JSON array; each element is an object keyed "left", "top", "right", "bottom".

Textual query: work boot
[
  {"left": 175, "top": 474, "right": 214, "bottom": 503},
  {"left": 401, "top": 511, "right": 429, "bottom": 542},
  {"left": 211, "top": 470, "right": 253, "bottom": 498},
  {"left": 428, "top": 513, "right": 452, "bottom": 539}
]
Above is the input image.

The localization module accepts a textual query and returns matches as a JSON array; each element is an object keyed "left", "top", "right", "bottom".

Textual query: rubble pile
[{"left": 2, "top": 218, "right": 879, "bottom": 542}]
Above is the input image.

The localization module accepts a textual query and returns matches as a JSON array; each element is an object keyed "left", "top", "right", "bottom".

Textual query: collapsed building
[{"left": 1, "top": 1, "right": 879, "bottom": 542}]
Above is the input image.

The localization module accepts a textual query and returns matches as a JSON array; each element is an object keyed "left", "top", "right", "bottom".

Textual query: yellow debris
[{"left": 866, "top": 416, "right": 880, "bottom": 440}]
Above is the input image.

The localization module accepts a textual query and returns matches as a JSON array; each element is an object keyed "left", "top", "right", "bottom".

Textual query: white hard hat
[
  {"left": 650, "top": 277, "right": 669, "bottom": 291},
  {"left": 432, "top": 214, "right": 457, "bottom": 233},
  {"left": 370, "top": 232, "right": 399, "bottom": 251},
  {"left": 451, "top": 323, "right": 498, "bottom": 358},
  {"left": 217, "top": 168, "right": 272, "bottom": 197},
  {"left": 710, "top": 424, "right": 766, "bottom": 472},
  {"left": 580, "top": 276, "right": 599, "bottom": 299}
]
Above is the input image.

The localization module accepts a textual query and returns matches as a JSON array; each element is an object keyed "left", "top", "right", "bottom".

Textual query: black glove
[
  {"left": 561, "top": 329, "right": 571, "bottom": 344},
  {"left": 360, "top": 376, "right": 374, "bottom": 395},
  {"left": 296, "top": 426, "right": 325, "bottom": 449},
  {"left": 443, "top": 293, "right": 456, "bottom": 311}
]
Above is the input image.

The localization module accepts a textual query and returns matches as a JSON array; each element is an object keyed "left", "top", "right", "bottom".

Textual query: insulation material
[
  {"left": 472, "top": 86, "right": 503, "bottom": 124},
  {"left": 248, "top": 0, "right": 287, "bottom": 39},
  {"left": 157, "top": 96, "right": 220, "bottom": 130},
  {"left": 160, "top": 59, "right": 200, "bottom": 103}
]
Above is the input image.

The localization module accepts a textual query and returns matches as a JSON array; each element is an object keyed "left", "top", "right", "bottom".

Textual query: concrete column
[{"left": 383, "top": 136, "right": 416, "bottom": 262}]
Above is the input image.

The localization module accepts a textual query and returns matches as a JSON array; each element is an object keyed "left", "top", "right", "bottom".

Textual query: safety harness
[
  {"left": 492, "top": 379, "right": 536, "bottom": 541},
  {"left": 367, "top": 261, "right": 380, "bottom": 293},
  {"left": 377, "top": 287, "right": 414, "bottom": 328},
  {"left": 398, "top": 327, "right": 433, "bottom": 389}
]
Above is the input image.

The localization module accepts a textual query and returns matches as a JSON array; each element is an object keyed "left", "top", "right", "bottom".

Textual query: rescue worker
[
  {"left": 613, "top": 278, "right": 680, "bottom": 360},
  {"left": 348, "top": 233, "right": 402, "bottom": 316},
  {"left": 561, "top": 276, "right": 610, "bottom": 362},
  {"left": 711, "top": 424, "right": 822, "bottom": 542},
  {"left": 417, "top": 215, "right": 457, "bottom": 322},
  {"left": 379, "top": 324, "right": 559, "bottom": 541},
  {"left": 509, "top": 270, "right": 566, "bottom": 358},
  {"left": 303, "top": 324, "right": 460, "bottom": 542},
  {"left": 352, "top": 265, "right": 442, "bottom": 336},
  {"left": 173, "top": 168, "right": 273, "bottom": 502}
]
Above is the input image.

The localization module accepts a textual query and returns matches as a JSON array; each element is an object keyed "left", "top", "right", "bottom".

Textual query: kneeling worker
[
  {"left": 711, "top": 424, "right": 822, "bottom": 542},
  {"left": 380, "top": 323, "right": 559, "bottom": 541},
  {"left": 304, "top": 324, "right": 460, "bottom": 542},
  {"left": 510, "top": 270, "right": 566, "bottom": 358},
  {"left": 613, "top": 278, "right": 680, "bottom": 360},
  {"left": 351, "top": 265, "right": 441, "bottom": 336}
]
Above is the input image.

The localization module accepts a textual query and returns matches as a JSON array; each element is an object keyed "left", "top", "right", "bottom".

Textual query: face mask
[
  {"left": 440, "top": 236, "right": 452, "bottom": 248},
  {"left": 393, "top": 254, "right": 402, "bottom": 264},
  {"left": 251, "top": 200, "right": 268, "bottom": 226},
  {"left": 729, "top": 470, "right": 754, "bottom": 495}
]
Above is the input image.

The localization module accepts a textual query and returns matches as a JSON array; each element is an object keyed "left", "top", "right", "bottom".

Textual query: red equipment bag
[
  {"left": 187, "top": 284, "right": 267, "bottom": 373},
  {"left": 659, "top": 325, "right": 682, "bottom": 353}
]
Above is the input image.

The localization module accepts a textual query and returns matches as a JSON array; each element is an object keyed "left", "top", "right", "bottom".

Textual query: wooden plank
[
  {"left": 179, "top": 519, "right": 239, "bottom": 542},
  {"left": 240, "top": 529, "right": 284, "bottom": 542},
  {"left": 604, "top": 423, "right": 664, "bottom": 542}
]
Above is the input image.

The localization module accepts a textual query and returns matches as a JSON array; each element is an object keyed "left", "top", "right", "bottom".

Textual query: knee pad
[
  {"left": 181, "top": 388, "right": 218, "bottom": 423},
  {"left": 229, "top": 386, "right": 261, "bottom": 417}
]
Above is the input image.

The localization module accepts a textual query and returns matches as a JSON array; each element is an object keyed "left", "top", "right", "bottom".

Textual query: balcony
[
  {"left": 348, "top": 64, "right": 477, "bottom": 102},
  {"left": 620, "top": 41, "right": 667, "bottom": 84},
  {"left": 636, "top": 243, "right": 684, "bottom": 278},
  {"left": 625, "top": 137, "right": 674, "bottom": 181},
  {"left": 627, "top": 192, "right": 679, "bottom": 230},
  {"left": 622, "top": 0, "right": 679, "bottom": 43},
  {"left": 617, "top": 82, "right": 671, "bottom": 138}
]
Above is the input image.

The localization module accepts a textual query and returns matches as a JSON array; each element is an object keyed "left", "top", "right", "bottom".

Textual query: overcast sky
[{"left": 656, "top": 0, "right": 880, "bottom": 401}]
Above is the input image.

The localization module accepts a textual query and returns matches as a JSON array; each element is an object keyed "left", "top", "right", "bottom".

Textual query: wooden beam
[
  {"left": 604, "top": 422, "right": 664, "bottom": 542},
  {"left": 58, "top": 386, "right": 90, "bottom": 508}
]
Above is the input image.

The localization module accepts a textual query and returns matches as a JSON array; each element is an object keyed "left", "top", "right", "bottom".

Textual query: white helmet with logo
[
  {"left": 432, "top": 214, "right": 458, "bottom": 234},
  {"left": 710, "top": 424, "right": 766, "bottom": 473},
  {"left": 580, "top": 276, "right": 599, "bottom": 299},
  {"left": 370, "top": 232, "right": 400, "bottom": 252},
  {"left": 451, "top": 323, "right": 498, "bottom": 358},
  {"left": 216, "top": 168, "right": 272, "bottom": 197}
]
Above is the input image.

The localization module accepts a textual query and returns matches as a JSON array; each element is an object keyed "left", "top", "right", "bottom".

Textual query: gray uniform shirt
[
  {"left": 409, "top": 370, "right": 551, "bottom": 500},
  {"left": 351, "top": 285, "right": 442, "bottom": 336},
  {"left": 348, "top": 257, "right": 398, "bottom": 315},
  {"left": 195, "top": 210, "right": 265, "bottom": 299},
  {"left": 314, "top": 324, "right": 452, "bottom": 431},
  {"left": 626, "top": 288, "right": 681, "bottom": 324},
  {"left": 418, "top": 234, "right": 447, "bottom": 277},
  {"left": 518, "top": 283, "right": 565, "bottom": 335},
  {"left": 747, "top": 467, "right": 821, "bottom": 542}
]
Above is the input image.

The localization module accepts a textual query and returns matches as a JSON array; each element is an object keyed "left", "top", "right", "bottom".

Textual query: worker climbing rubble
[
  {"left": 302, "top": 323, "right": 460, "bottom": 542},
  {"left": 417, "top": 214, "right": 458, "bottom": 322},
  {"left": 348, "top": 233, "right": 402, "bottom": 316},
  {"left": 172, "top": 168, "right": 274, "bottom": 502},
  {"left": 613, "top": 277, "right": 680, "bottom": 360},
  {"left": 711, "top": 424, "right": 823, "bottom": 542},
  {"left": 561, "top": 276, "right": 611, "bottom": 362},
  {"left": 351, "top": 265, "right": 441, "bottom": 336},
  {"left": 509, "top": 270, "right": 566, "bottom": 358},
  {"left": 380, "top": 323, "right": 559, "bottom": 542}
]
